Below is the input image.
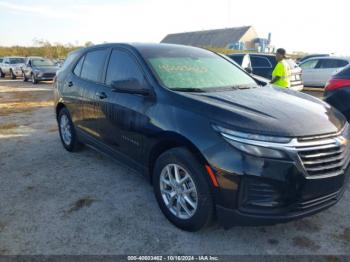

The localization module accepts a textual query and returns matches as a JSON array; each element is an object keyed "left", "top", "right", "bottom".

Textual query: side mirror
[
  {"left": 245, "top": 67, "right": 253, "bottom": 74},
  {"left": 111, "top": 78, "right": 151, "bottom": 96}
]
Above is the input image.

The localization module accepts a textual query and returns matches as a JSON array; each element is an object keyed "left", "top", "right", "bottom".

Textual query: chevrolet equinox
[{"left": 54, "top": 43, "right": 350, "bottom": 231}]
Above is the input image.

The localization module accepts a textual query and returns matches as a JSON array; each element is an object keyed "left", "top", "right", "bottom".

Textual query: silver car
[
  {"left": 299, "top": 56, "right": 350, "bottom": 87},
  {"left": 0, "top": 56, "right": 26, "bottom": 79}
]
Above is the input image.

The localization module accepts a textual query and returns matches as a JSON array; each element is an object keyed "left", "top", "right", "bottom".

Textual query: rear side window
[
  {"left": 318, "top": 59, "right": 349, "bottom": 69},
  {"left": 105, "top": 49, "right": 144, "bottom": 86},
  {"left": 250, "top": 56, "right": 272, "bottom": 68},
  {"left": 81, "top": 49, "right": 109, "bottom": 82},
  {"left": 73, "top": 56, "right": 84, "bottom": 76}
]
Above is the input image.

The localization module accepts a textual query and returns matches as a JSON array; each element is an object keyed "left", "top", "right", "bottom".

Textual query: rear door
[
  {"left": 69, "top": 48, "right": 110, "bottom": 139},
  {"left": 250, "top": 55, "right": 274, "bottom": 79},
  {"left": 316, "top": 59, "right": 349, "bottom": 85}
]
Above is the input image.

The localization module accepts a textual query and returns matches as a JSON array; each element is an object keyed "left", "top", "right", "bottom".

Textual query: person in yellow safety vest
[{"left": 270, "top": 48, "right": 290, "bottom": 88}]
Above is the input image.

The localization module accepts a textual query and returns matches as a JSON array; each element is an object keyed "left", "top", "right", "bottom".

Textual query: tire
[
  {"left": 23, "top": 71, "right": 28, "bottom": 82},
  {"left": 10, "top": 69, "right": 16, "bottom": 80},
  {"left": 153, "top": 147, "right": 214, "bottom": 231},
  {"left": 58, "top": 107, "right": 83, "bottom": 152},
  {"left": 31, "top": 74, "right": 38, "bottom": 84},
  {"left": 0, "top": 69, "right": 4, "bottom": 78}
]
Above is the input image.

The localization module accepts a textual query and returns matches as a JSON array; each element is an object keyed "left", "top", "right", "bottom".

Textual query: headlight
[{"left": 213, "top": 125, "right": 291, "bottom": 159}]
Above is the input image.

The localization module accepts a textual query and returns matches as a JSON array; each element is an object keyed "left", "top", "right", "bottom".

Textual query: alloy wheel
[
  {"left": 159, "top": 164, "right": 198, "bottom": 219},
  {"left": 60, "top": 114, "right": 72, "bottom": 146}
]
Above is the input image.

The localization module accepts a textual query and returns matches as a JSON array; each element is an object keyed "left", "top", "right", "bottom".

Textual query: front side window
[
  {"left": 300, "top": 59, "right": 319, "bottom": 69},
  {"left": 80, "top": 49, "right": 108, "bottom": 82},
  {"left": 105, "top": 49, "right": 144, "bottom": 86},
  {"left": 141, "top": 46, "right": 256, "bottom": 91}
]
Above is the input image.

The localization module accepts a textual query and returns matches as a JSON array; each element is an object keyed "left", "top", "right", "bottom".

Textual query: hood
[
  {"left": 32, "top": 66, "right": 59, "bottom": 73},
  {"left": 179, "top": 86, "right": 345, "bottom": 137}
]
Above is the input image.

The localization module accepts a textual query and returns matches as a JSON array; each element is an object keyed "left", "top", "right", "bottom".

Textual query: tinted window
[
  {"left": 318, "top": 59, "right": 349, "bottom": 69},
  {"left": 0, "top": 58, "right": 3, "bottom": 63},
  {"left": 229, "top": 55, "right": 244, "bottom": 65},
  {"left": 250, "top": 56, "right": 272, "bottom": 68},
  {"left": 105, "top": 50, "right": 144, "bottom": 86},
  {"left": 61, "top": 51, "right": 79, "bottom": 71},
  {"left": 80, "top": 49, "right": 108, "bottom": 82},
  {"left": 73, "top": 56, "right": 84, "bottom": 76},
  {"left": 300, "top": 59, "right": 319, "bottom": 69},
  {"left": 9, "top": 58, "right": 25, "bottom": 64}
]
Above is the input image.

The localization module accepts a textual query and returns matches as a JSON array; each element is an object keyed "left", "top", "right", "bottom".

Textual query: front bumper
[
  {"left": 216, "top": 172, "right": 348, "bottom": 227},
  {"left": 207, "top": 125, "right": 350, "bottom": 228}
]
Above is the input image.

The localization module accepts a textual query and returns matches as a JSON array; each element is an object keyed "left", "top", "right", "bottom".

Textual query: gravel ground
[{"left": 0, "top": 80, "right": 349, "bottom": 255}]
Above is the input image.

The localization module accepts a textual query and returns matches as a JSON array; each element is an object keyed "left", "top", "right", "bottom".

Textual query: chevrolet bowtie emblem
[{"left": 335, "top": 136, "right": 348, "bottom": 146}]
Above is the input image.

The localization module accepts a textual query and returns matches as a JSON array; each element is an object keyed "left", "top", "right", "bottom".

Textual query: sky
[{"left": 0, "top": 0, "right": 349, "bottom": 55}]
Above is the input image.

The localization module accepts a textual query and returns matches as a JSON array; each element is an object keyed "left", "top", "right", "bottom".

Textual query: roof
[{"left": 161, "top": 26, "right": 253, "bottom": 47}]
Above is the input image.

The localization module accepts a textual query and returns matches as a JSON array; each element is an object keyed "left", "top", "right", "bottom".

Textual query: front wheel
[
  {"left": 153, "top": 147, "right": 214, "bottom": 231},
  {"left": 31, "top": 74, "right": 38, "bottom": 84},
  {"left": 0, "top": 69, "right": 4, "bottom": 78},
  {"left": 58, "top": 108, "right": 83, "bottom": 152},
  {"left": 23, "top": 71, "right": 28, "bottom": 82}
]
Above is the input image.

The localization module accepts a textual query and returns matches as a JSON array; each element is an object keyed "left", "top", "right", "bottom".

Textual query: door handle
[
  {"left": 68, "top": 81, "right": 73, "bottom": 87},
  {"left": 95, "top": 91, "right": 107, "bottom": 99}
]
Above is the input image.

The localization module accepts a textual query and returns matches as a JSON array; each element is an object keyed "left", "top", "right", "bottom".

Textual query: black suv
[{"left": 54, "top": 43, "right": 350, "bottom": 231}]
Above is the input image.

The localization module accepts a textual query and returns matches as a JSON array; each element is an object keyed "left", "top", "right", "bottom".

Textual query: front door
[{"left": 98, "top": 48, "right": 154, "bottom": 163}]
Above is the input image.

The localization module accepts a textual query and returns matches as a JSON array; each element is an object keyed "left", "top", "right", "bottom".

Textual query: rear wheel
[
  {"left": 153, "top": 147, "right": 214, "bottom": 231},
  {"left": 10, "top": 69, "right": 16, "bottom": 79},
  {"left": 58, "top": 107, "right": 83, "bottom": 152}
]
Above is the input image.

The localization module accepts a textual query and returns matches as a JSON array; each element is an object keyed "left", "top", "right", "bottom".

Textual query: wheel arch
[
  {"left": 147, "top": 132, "right": 208, "bottom": 184},
  {"left": 55, "top": 102, "right": 66, "bottom": 120}
]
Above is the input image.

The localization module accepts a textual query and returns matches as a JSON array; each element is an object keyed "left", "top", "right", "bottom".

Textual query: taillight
[{"left": 325, "top": 78, "right": 350, "bottom": 92}]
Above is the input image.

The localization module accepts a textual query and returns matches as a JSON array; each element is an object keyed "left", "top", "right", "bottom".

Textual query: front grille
[
  {"left": 42, "top": 73, "right": 55, "bottom": 78},
  {"left": 296, "top": 124, "right": 350, "bottom": 178}
]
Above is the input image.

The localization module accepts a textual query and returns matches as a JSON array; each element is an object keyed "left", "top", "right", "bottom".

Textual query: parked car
[
  {"left": 297, "top": 54, "right": 329, "bottom": 64},
  {"left": 22, "top": 57, "right": 59, "bottom": 84},
  {"left": 0, "top": 56, "right": 26, "bottom": 79},
  {"left": 324, "top": 65, "right": 350, "bottom": 121},
  {"left": 299, "top": 57, "right": 350, "bottom": 87},
  {"left": 228, "top": 53, "right": 303, "bottom": 91},
  {"left": 54, "top": 43, "right": 350, "bottom": 231}
]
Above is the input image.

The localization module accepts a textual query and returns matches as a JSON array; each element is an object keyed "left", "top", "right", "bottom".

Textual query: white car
[
  {"left": 299, "top": 57, "right": 350, "bottom": 87},
  {"left": 0, "top": 56, "right": 26, "bottom": 79}
]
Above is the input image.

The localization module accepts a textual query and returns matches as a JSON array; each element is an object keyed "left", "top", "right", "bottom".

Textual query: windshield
[
  {"left": 141, "top": 45, "right": 257, "bottom": 91},
  {"left": 32, "top": 58, "right": 55, "bottom": 67},
  {"left": 9, "top": 58, "right": 25, "bottom": 64}
]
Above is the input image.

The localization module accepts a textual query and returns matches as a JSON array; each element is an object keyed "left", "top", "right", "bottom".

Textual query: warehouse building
[{"left": 161, "top": 26, "right": 272, "bottom": 52}]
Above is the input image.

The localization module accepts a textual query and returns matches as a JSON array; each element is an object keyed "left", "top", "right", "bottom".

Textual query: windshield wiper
[
  {"left": 170, "top": 87, "right": 206, "bottom": 93},
  {"left": 229, "top": 85, "right": 257, "bottom": 90}
]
